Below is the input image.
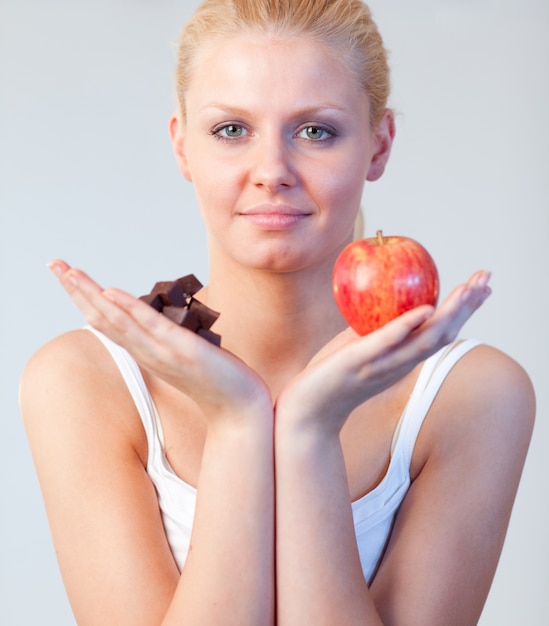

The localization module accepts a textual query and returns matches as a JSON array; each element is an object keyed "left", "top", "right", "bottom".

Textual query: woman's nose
[{"left": 249, "top": 134, "right": 298, "bottom": 191}]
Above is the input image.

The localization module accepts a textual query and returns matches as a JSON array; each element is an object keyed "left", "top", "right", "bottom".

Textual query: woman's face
[{"left": 171, "top": 34, "right": 394, "bottom": 274}]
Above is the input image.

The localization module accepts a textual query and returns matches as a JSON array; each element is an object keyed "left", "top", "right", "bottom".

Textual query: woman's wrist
[
  {"left": 274, "top": 400, "right": 343, "bottom": 454},
  {"left": 206, "top": 395, "right": 274, "bottom": 438},
  {"left": 275, "top": 385, "right": 350, "bottom": 442}
]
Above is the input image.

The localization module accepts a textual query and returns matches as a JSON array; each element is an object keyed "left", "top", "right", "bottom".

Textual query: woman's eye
[
  {"left": 212, "top": 124, "right": 247, "bottom": 140},
  {"left": 298, "top": 126, "right": 332, "bottom": 141}
]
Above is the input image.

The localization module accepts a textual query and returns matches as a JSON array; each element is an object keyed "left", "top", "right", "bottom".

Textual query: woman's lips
[{"left": 239, "top": 205, "right": 311, "bottom": 231}]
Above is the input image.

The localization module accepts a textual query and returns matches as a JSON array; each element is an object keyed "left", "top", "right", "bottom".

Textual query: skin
[{"left": 21, "top": 34, "right": 535, "bottom": 625}]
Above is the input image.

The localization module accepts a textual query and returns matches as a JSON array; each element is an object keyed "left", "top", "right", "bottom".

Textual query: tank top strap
[
  {"left": 391, "top": 338, "right": 483, "bottom": 467},
  {"left": 84, "top": 326, "right": 166, "bottom": 450}
]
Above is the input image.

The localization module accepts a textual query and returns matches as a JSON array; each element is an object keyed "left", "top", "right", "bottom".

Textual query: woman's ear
[
  {"left": 366, "top": 109, "right": 396, "bottom": 182},
  {"left": 169, "top": 114, "right": 192, "bottom": 181}
]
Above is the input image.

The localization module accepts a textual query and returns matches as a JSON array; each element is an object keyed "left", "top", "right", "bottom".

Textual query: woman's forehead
[{"left": 186, "top": 34, "right": 363, "bottom": 105}]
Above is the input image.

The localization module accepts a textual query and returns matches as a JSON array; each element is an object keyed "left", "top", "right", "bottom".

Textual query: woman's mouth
[{"left": 240, "top": 205, "right": 311, "bottom": 231}]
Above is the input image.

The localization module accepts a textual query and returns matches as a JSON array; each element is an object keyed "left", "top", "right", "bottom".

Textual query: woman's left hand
[{"left": 275, "top": 270, "right": 491, "bottom": 435}]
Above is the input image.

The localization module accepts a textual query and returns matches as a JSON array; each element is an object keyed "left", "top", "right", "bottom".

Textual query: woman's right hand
[
  {"left": 48, "top": 260, "right": 272, "bottom": 425},
  {"left": 38, "top": 261, "right": 276, "bottom": 626}
]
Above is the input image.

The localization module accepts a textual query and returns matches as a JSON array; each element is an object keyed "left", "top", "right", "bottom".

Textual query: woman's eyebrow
[{"left": 199, "top": 102, "right": 349, "bottom": 117}]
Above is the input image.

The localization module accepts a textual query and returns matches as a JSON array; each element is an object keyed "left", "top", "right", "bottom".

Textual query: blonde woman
[{"left": 21, "top": 1, "right": 535, "bottom": 624}]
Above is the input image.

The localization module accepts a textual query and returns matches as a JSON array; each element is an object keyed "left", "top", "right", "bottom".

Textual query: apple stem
[{"left": 376, "top": 230, "right": 384, "bottom": 245}]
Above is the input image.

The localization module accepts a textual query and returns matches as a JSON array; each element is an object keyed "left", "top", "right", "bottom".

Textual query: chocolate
[
  {"left": 198, "top": 328, "right": 222, "bottom": 347},
  {"left": 139, "top": 293, "right": 164, "bottom": 312},
  {"left": 175, "top": 274, "right": 203, "bottom": 298},
  {"left": 139, "top": 274, "right": 221, "bottom": 346},
  {"left": 162, "top": 306, "right": 201, "bottom": 332},
  {"left": 188, "top": 297, "right": 220, "bottom": 330},
  {"left": 149, "top": 281, "right": 188, "bottom": 307}
]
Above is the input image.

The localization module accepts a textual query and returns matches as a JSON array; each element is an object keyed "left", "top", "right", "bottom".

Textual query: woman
[{"left": 20, "top": 0, "right": 535, "bottom": 624}]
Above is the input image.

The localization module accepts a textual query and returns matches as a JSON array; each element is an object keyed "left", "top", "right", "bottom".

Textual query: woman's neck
[{"left": 198, "top": 255, "right": 347, "bottom": 398}]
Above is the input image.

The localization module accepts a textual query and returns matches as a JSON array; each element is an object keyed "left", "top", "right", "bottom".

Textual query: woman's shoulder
[
  {"left": 406, "top": 341, "right": 536, "bottom": 521},
  {"left": 446, "top": 342, "right": 534, "bottom": 416},
  {"left": 25, "top": 327, "right": 107, "bottom": 361},
  {"left": 21, "top": 328, "right": 116, "bottom": 397},
  {"left": 20, "top": 329, "right": 145, "bottom": 457},
  {"left": 428, "top": 341, "right": 535, "bottom": 458}
]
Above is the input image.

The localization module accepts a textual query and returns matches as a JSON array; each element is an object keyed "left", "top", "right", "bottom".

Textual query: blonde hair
[{"left": 175, "top": 0, "right": 390, "bottom": 128}]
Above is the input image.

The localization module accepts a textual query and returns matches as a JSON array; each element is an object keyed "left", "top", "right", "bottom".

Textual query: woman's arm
[
  {"left": 274, "top": 271, "right": 534, "bottom": 624},
  {"left": 274, "top": 410, "right": 379, "bottom": 624},
  {"left": 369, "top": 346, "right": 535, "bottom": 624},
  {"left": 21, "top": 263, "right": 275, "bottom": 626},
  {"left": 275, "top": 345, "right": 534, "bottom": 625}
]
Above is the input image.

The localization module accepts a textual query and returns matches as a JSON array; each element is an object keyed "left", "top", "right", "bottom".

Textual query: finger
[
  {"left": 331, "top": 269, "right": 490, "bottom": 372},
  {"left": 50, "top": 261, "right": 112, "bottom": 326},
  {"left": 48, "top": 262, "right": 264, "bottom": 414},
  {"left": 306, "top": 309, "right": 436, "bottom": 417},
  {"left": 48, "top": 259, "right": 71, "bottom": 276},
  {"left": 100, "top": 287, "right": 211, "bottom": 367},
  {"left": 462, "top": 270, "right": 492, "bottom": 306},
  {"left": 351, "top": 271, "right": 491, "bottom": 375},
  {"left": 50, "top": 262, "right": 165, "bottom": 346},
  {"left": 101, "top": 287, "right": 185, "bottom": 338},
  {"left": 371, "top": 271, "right": 491, "bottom": 377},
  {"left": 439, "top": 270, "right": 491, "bottom": 312},
  {"left": 417, "top": 270, "right": 492, "bottom": 344},
  {"left": 311, "top": 304, "right": 435, "bottom": 370},
  {"left": 347, "top": 304, "right": 436, "bottom": 362}
]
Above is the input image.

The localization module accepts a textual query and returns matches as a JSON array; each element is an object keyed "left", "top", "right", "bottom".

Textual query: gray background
[{"left": 1, "top": 0, "right": 547, "bottom": 623}]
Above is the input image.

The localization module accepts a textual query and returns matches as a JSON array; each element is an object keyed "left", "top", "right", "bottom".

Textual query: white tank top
[{"left": 86, "top": 327, "right": 480, "bottom": 583}]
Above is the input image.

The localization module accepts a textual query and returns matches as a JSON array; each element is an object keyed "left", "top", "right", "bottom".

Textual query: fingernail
[
  {"left": 47, "top": 261, "right": 63, "bottom": 278},
  {"left": 463, "top": 281, "right": 492, "bottom": 304},
  {"left": 475, "top": 271, "right": 491, "bottom": 289}
]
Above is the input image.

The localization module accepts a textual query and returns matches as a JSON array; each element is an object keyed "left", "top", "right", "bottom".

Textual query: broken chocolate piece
[
  {"left": 175, "top": 274, "right": 203, "bottom": 298},
  {"left": 150, "top": 281, "right": 187, "bottom": 307},
  {"left": 188, "top": 297, "right": 220, "bottom": 330},
  {"left": 162, "top": 306, "right": 201, "bottom": 332},
  {"left": 139, "top": 274, "right": 221, "bottom": 346},
  {"left": 139, "top": 293, "right": 164, "bottom": 312},
  {"left": 198, "top": 328, "right": 222, "bottom": 347}
]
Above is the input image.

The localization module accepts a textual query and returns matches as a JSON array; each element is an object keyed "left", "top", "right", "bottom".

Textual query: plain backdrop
[{"left": 1, "top": 0, "right": 548, "bottom": 623}]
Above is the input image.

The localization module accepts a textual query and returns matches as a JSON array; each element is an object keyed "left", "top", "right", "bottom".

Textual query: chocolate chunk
[
  {"left": 188, "top": 297, "right": 220, "bottom": 330},
  {"left": 175, "top": 274, "right": 203, "bottom": 298},
  {"left": 162, "top": 306, "right": 201, "bottom": 332},
  {"left": 198, "top": 328, "right": 222, "bottom": 347},
  {"left": 149, "top": 281, "right": 187, "bottom": 307},
  {"left": 139, "top": 274, "right": 221, "bottom": 347},
  {"left": 139, "top": 293, "right": 164, "bottom": 311}
]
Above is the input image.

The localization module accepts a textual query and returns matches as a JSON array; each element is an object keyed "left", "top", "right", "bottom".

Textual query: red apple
[{"left": 332, "top": 230, "right": 439, "bottom": 335}]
